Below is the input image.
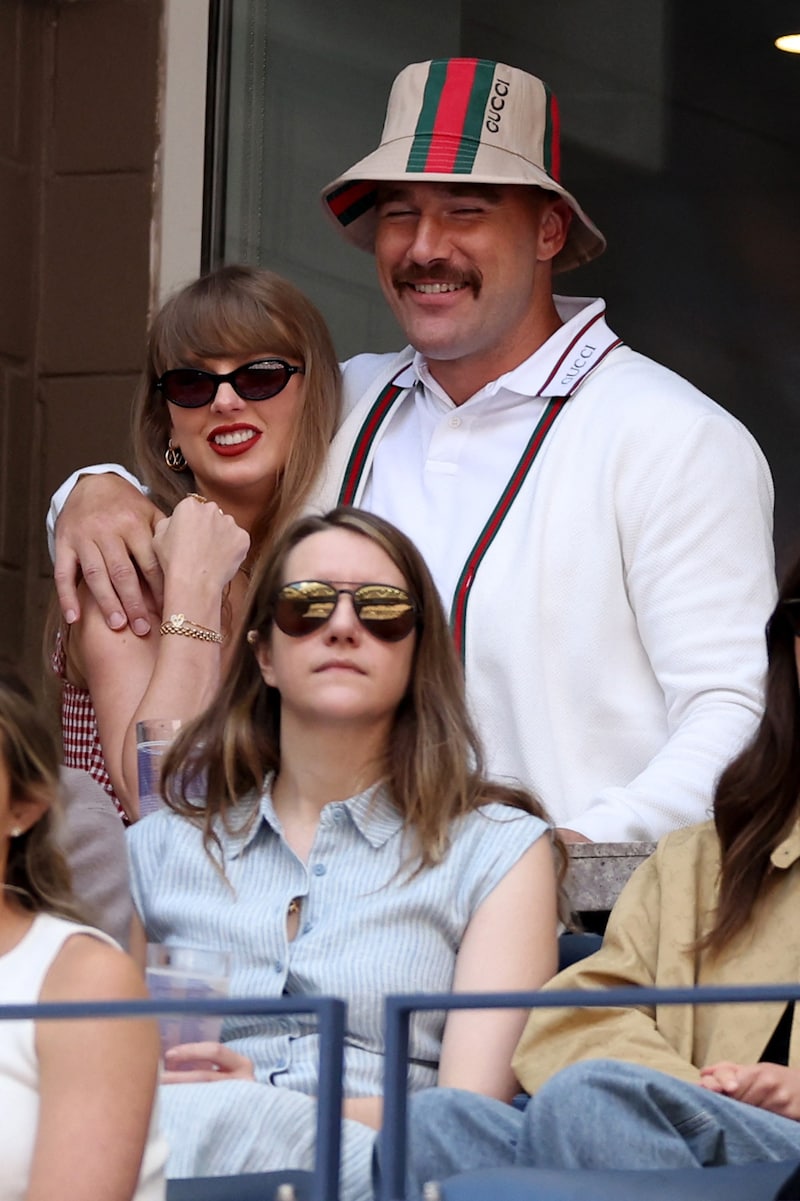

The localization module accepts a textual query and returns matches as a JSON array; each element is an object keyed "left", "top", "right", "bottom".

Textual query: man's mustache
[{"left": 393, "top": 264, "right": 481, "bottom": 292}]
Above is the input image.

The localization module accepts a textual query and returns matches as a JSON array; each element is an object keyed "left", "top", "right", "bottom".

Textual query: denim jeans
[{"left": 404, "top": 1060, "right": 800, "bottom": 1195}]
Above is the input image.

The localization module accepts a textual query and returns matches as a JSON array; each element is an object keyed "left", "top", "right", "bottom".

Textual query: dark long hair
[
  {"left": 161, "top": 508, "right": 565, "bottom": 885},
  {"left": 702, "top": 558, "right": 799, "bottom": 952},
  {"left": 0, "top": 672, "right": 81, "bottom": 920}
]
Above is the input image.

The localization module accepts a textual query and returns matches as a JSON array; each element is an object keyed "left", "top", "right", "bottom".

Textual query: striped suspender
[
  {"left": 338, "top": 375, "right": 409, "bottom": 505},
  {"left": 449, "top": 398, "right": 566, "bottom": 659},
  {"left": 337, "top": 330, "right": 622, "bottom": 659}
]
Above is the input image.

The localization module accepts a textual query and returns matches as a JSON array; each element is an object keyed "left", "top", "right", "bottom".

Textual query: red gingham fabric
[{"left": 52, "top": 634, "right": 127, "bottom": 824}]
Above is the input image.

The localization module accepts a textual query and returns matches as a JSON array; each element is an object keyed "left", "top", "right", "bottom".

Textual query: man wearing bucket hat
[{"left": 48, "top": 58, "right": 775, "bottom": 845}]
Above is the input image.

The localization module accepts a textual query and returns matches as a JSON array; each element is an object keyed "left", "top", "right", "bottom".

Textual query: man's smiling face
[{"left": 374, "top": 181, "right": 566, "bottom": 396}]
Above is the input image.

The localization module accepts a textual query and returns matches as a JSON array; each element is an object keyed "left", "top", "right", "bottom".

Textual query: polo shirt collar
[
  {"left": 209, "top": 790, "right": 265, "bottom": 861},
  {"left": 345, "top": 783, "right": 405, "bottom": 847},
  {"left": 217, "top": 773, "right": 405, "bottom": 859},
  {"left": 407, "top": 296, "right": 618, "bottom": 406}
]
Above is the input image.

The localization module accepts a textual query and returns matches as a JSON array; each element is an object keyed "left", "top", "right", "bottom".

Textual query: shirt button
[
  {"left": 274, "top": 1060, "right": 287, "bottom": 1071},
  {"left": 303, "top": 922, "right": 313, "bottom": 934},
  {"left": 449, "top": 415, "right": 461, "bottom": 429},
  {"left": 332, "top": 808, "right": 344, "bottom": 824},
  {"left": 313, "top": 863, "right": 326, "bottom": 876},
  {"left": 274, "top": 961, "right": 284, "bottom": 973}
]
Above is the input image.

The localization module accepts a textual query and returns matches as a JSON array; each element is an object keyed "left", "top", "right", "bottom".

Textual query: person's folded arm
[{"left": 68, "top": 498, "right": 249, "bottom": 817}]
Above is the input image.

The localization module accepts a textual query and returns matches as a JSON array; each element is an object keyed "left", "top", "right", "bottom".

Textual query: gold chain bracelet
[{"left": 159, "top": 613, "right": 224, "bottom": 644}]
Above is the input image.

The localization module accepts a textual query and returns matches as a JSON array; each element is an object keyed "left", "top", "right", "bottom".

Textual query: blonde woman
[{"left": 54, "top": 265, "right": 341, "bottom": 819}]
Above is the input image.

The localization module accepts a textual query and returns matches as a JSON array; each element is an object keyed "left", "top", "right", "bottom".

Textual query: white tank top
[{"left": 0, "top": 912, "right": 166, "bottom": 1200}]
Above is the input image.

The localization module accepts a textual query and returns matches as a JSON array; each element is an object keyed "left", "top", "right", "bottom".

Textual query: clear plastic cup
[
  {"left": 136, "top": 718, "right": 183, "bottom": 818},
  {"left": 145, "top": 943, "right": 231, "bottom": 1059}
]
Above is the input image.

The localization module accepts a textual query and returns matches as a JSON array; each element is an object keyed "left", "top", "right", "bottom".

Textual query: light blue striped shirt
[{"left": 128, "top": 778, "right": 548, "bottom": 1096}]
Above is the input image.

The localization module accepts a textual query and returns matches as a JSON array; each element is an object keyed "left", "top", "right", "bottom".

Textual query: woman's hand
[
  {"left": 153, "top": 496, "right": 250, "bottom": 594},
  {"left": 700, "top": 1061, "right": 800, "bottom": 1120},
  {"left": 161, "top": 1041, "right": 256, "bottom": 1084}
]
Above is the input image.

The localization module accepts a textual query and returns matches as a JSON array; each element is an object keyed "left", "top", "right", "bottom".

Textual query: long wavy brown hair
[
  {"left": 1, "top": 672, "right": 82, "bottom": 921},
  {"left": 702, "top": 557, "right": 799, "bottom": 953},
  {"left": 161, "top": 507, "right": 565, "bottom": 887},
  {"left": 131, "top": 263, "right": 341, "bottom": 553}
]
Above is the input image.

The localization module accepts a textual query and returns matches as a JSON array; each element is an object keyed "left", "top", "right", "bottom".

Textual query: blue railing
[{"left": 10, "top": 980, "right": 800, "bottom": 1200}]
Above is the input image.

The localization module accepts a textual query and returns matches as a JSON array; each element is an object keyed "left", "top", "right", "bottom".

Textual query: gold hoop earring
[{"left": 165, "top": 439, "right": 188, "bottom": 472}]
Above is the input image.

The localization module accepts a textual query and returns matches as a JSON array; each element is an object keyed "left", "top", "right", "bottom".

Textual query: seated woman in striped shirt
[{"left": 128, "top": 506, "right": 563, "bottom": 1201}]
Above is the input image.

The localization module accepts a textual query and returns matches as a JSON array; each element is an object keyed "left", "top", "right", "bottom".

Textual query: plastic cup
[
  {"left": 145, "top": 943, "right": 231, "bottom": 1059},
  {"left": 136, "top": 718, "right": 183, "bottom": 818}
]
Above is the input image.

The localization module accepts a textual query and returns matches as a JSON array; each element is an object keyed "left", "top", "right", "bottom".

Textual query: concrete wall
[{"left": 0, "top": 0, "right": 162, "bottom": 684}]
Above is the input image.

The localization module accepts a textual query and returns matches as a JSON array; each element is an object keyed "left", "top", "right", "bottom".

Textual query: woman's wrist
[{"left": 161, "top": 585, "right": 224, "bottom": 625}]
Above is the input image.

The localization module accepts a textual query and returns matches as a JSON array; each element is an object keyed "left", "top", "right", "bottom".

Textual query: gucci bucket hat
[{"left": 321, "top": 57, "right": 606, "bottom": 274}]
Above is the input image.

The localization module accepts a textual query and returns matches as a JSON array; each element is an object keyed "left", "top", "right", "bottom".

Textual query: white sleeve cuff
[{"left": 46, "top": 464, "right": 145, "bottom": 562}]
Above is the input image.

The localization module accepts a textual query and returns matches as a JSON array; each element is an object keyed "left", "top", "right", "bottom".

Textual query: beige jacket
[{"left": 513, "top": 819, "right": 800, "bottom": 1092}]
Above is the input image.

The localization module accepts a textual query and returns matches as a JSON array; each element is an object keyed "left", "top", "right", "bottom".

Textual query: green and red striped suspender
[
  {"left": 335, "top": 374, "right": 565, "bottom": 661},
  {"left": 338, "top": 377, "right": 408, "bottom": 507},
  {"left": 336, "top": 329, "right": 621, "bottom": 660},
  {"left": 448, "top": 398, "right": 566, "bottom": 658}
]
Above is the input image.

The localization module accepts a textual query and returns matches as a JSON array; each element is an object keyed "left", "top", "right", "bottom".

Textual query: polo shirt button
[
  {"left": 313, "top": 863, "right": 326, "bottom": 876},
  {"left": 449, "top": 415, "right": 461, "bottom": 428}
]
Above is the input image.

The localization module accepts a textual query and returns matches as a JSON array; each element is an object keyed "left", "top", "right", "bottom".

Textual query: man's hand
[
  {"left": 700, "top": 1061, "right": 800, "bottom": 1121},
  {"left": 54, "top": 475, "right": 164, "bottom": 634}
]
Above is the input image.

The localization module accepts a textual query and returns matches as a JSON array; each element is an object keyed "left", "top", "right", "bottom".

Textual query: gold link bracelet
[{"left": 159, "top": 613, "right": 224, "bottom": 644}]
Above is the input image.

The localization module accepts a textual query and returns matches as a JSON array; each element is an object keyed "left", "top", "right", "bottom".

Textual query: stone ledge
[{"left": 567, "top": 841, "right": 657, "bottom": 912}]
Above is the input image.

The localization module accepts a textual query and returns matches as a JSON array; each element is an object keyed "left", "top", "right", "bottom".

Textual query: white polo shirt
[{"left": 354, "top": 296, "right": 617, "bottom": 608}]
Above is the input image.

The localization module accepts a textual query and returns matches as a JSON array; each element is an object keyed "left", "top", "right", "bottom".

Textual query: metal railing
[{"left": 12, "top": 978, "right": 800, "bottom": 1200}]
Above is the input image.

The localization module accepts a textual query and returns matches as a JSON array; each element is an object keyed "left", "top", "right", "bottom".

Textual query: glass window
[
  {"left": 216, "top": 0, "right": 671, "bottom": 360},
  {"left": 210, "top": 0, "right": 800, "bottom": 550}
]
